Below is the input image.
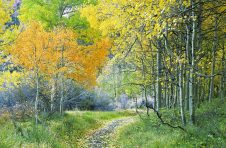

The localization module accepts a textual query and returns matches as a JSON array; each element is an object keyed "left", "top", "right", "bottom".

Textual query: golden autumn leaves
[
  {"left": 10, "top": 22, "right": 111, "bottom": 88},
  {"left": 0, "top": 0, "right": 12, "bottom": 33}
]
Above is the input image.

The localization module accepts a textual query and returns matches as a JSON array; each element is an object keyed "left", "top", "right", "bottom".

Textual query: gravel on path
[{"left": 85, "top": 117, "right": 134, "bottom": 148}]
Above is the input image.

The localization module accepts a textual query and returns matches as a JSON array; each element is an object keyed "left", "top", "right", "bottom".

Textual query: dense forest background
[{"left": 0, "top": 0, "right": 225, "bottom": 147}]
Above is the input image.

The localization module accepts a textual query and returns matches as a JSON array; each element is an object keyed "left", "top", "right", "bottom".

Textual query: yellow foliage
[
  {"left": 0, "top": 0, "right": 13, "bottom": 33},
  {"left": 0, "top": 71, "right": 22, "bottom": 91},
  {"left": 10, "top": 21, "right": 111, "bottom": 88},
  {"left": 0, "top": 0, "right": 15, "bottom": 50}
]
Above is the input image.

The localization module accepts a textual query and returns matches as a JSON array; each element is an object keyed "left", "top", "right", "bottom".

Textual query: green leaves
[{"left": 20, "top": 0, "right": 89, "bottom": 29}]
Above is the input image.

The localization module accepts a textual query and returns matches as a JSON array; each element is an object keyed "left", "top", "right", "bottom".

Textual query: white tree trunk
[
  {"left": 60, "top": 78, "right": 64, "bottom": 115},
  {"left": 179, "top": 61, "right": 186, "bottom": 125},
  {"left": 60, "top": 47, "right": 64, "bottom": 115},
  {"left": 189, "top": 0, "right": 195, "bottom": 124},
  {"left": 35, "top": 70, "right": 39, "bottom": 125},
  {"left": 156, "top": 41, "right": 162, "bottom": 111},
  {"left": 50, "top": 78, "right": 55, "bottom": 112},
  {"left": 209, "top": 16, "right": 218, "bottom": 102}
]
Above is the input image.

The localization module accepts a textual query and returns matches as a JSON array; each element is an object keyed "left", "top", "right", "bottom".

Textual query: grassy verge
[
  {"left": 0, "top": 110, "right": 136, "bottom": 147},
  {"left": 111, "top": 98, "right": 226, "bottom": 147}
]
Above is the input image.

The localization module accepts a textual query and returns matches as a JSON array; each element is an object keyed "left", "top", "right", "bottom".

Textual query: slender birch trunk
[
  {"left": 35, "top": 68, "right": 39, "bottom": 125},
  {"left": 179, "top": 60, "right": 186, "bottom": 125},
  {"left": 60, "top": 47, "right": 64, "bottom": 115},
  {"left": 156, "top": 40, "right": 162, "bottom": 111},
  {"left": 209, "top": 16, "right": 218, "bottom": 102},
  {"left": 50, "top": 78, "right": 55, "bottom": 112},
  {"left": 185, "top": 24, "right": 190, "bottom": 111},
  {"left": 189, "top": 0, "right": 196, "bottom": 124}
]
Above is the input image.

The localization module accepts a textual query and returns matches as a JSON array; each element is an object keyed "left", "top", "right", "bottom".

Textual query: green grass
[
  {"left": 0, "top": 110, "right": 135, "bottom": 147},
  {"left": 111, "top": 98, "right": 226, "bottom": 148},
  {"left": 1, "top": 99, "right": 225, "bottom": 148}
]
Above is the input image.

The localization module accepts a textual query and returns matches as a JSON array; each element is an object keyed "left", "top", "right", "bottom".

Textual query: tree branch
[{"left": 149, "top": 106, "right": 187, "bottom": 132}]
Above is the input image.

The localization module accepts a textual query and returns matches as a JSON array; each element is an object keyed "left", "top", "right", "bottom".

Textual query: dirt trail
[{"left": 85, "top": 117, "right": 134, "bottom": 148}]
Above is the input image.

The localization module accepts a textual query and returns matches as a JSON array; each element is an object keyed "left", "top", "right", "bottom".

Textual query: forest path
[{"left": 84, "top": 117, "right": 135, "bottom": 148}]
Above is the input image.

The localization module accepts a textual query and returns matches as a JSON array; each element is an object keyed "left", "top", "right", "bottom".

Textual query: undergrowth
[
  {"left": 112, "top": 98, "right": 226, "bottom": 147},
  {"left": 0, "top": 110, "right": 135, "bottom": 147}
]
